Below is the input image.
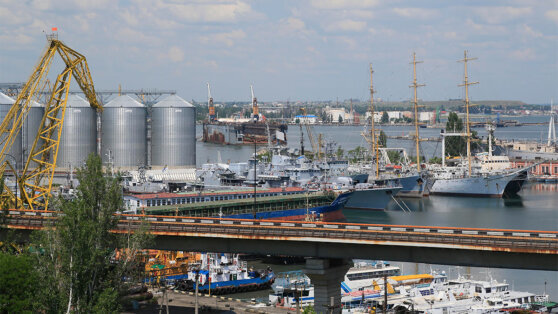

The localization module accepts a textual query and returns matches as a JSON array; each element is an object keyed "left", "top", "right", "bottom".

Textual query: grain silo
[
  {"left": 0, "top": 92, "right": 22, "bottom": 168},
  {"left": 101, "top": 95, "right": 146, "bottom": 169},
  {"left": 55, "top": 94, "right": 97, "bottom": 169},
  {"left": 151, "top": 94, "right": 196, "bottom": 168},
  {"left": 22, "top": 100, "right": 44, "bottom": 168}
]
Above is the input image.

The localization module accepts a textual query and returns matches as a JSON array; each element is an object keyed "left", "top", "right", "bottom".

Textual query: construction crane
[
  {"left": 0, "top": 33, "right": 101, "bottom": 210},
  {"left": 250, "top": 85, "right": 259, "bottom": 122},
  {"left": 207, "top": 82, "right": 216, "bottom": 122},
  {"left": 300, "top": 108, "right": 318, "bottom": 156}
]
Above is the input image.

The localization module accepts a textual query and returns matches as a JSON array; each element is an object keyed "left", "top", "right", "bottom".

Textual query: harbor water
[{"left": 195, "top": 116, "right": 558, "bottom": 300}]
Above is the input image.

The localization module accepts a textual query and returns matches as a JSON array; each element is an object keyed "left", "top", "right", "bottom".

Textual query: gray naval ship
[{"left": 427, "top": 153, "right": 530, "bottom": 198}]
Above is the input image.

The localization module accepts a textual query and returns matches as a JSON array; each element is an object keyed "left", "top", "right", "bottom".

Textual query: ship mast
[
  {"left": 458, "top": 51, "right": 478, "bottom": 177},
  {"left": 207, "top": 82, "right": 215, "bottom": 122},
  {"left": 369, "top": 64, "right": 379, "bottom": 178},
  {"left": 410, "top": 52, "right": 425, "bottom": 172}
]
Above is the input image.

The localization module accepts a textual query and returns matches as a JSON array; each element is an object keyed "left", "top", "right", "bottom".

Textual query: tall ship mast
[
  {"left": 369, "top": 64, "right": 379, "bottom": 178},
  {"left": 458, "top": 51, "right": 478, "bottom": 177},
  {"left": 410, "top": 52, "right": 425, "bottom": 172}
]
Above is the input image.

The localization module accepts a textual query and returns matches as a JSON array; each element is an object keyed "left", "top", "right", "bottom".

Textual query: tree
[
  {"left": 335, "top": 147, "right": 344, "bottom": 159},
  {"left": 0, "top": 253, "right": 38, "bottom": 313},
  {"left": 445, "top": 112, "right": 466, "bottom": 157},
  {"left": 31, "top": 153, "right": 152, "bottom": 313},
  {"left": 381, "top": 111, "right": 389, "bottom": 124},
  {"left": 378, "top": 130, "right": 387, "bottom": 148},
  {"left": 295, "top": 118, "right": 300, "bottom": 124},
  {"left": 387, "top": 150, "right": 401, "bottom": 164},
  {"left": 338, "top": 115, "right": 343, "bottom": 124}
]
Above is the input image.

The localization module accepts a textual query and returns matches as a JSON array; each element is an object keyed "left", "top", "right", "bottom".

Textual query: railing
[{"left": 4, "top": 210, "right": 558, "bottom": 253}]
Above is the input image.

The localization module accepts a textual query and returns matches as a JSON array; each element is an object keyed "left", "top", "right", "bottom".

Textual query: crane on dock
[
  {"left": 0, "top": 33, "right": 101, "bottom": 210},
  {"left": 207, "top": 82, "right": 216, "bottom": 122}
]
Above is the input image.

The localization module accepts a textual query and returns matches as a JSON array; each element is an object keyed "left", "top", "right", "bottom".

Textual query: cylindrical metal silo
[
  {"left": 55, "top": 94, "right": 97, "bottom": 170},
  {"left": 22, "top": 100, "right": 44, "bottom": 169},
  {"left": 101, "top": 95, "right": 146, "bottom": 169},
  {"left": 0, "top": 92, "right": 22, "bottom": 169},
  {"left": 151, "top": 95, "right": 196, "bottom": 168}
]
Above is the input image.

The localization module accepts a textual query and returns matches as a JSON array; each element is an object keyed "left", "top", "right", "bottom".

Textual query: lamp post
[{"left": 4, "top": 153, "right": 18, "bottom": 209}]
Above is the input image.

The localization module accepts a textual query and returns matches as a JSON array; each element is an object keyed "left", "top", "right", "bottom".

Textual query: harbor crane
[
  {"left": 207, "top": 82, "right": 216, "bottom": 122},
  {"left": 250, "top": 85, "right": 259, "bottom": 121},
  {"left": 300, "top": 108, "right": 318, "bottom": 155},
  {"left": 0, "top": 33, "right": 102, "bottom": 210}
]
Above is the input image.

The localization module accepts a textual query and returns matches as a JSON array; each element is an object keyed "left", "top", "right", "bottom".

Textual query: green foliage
[
  {"left": 302, "top": 304, "right": 317, "bottom": 314},
  {"left": 338, "top": 115, "right": 343, "bottom": 123},
  {"left": 347, "top": 146, "right": 369, "bottom": 163},
  {"left": 30, "top": 153, "right": 152, "bottom": 313},
  {"left": 445, "top": 112, "right": 466, "bottom": 157},
  {"left": 381, "top": 111, "right": 389, "bottom": 124},
  {"left": 295, "top": 118, "right": 300, "bottom": 124},
  {"left": 0, "top": 253, "right": 37, "bottom": 313},
  {"left": 387, "top": 150, "right": 401, "bottom": 164},
  {"left": 429, "top": 157, "right": 442, "bottom": 164},
  {"left": 378, "top": 130, "right": 387, "bottom": 148},
  {"left": 335, "top": 147, "right": 344, "bottom": 159}
]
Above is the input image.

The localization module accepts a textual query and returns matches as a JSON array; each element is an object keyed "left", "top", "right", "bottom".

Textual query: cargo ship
[
  {"left": 123, "top": 187, "right": 350, "bottom": 222},
  {"left": 202, "top": 84, "right": 287, "bottom": 145}
]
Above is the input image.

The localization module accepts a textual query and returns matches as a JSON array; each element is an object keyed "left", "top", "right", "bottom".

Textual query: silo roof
[
  {"left": 153, "top": 94, "right": 193, "bottom": 108},
  {"left": 66, "top": 94, "right": 90, "bottom": 107},
  {"left": 0, "top": 92, "right": 42, "bottom": 107},
  {"left": 0, "top": 92, "right": 14, "bottom": 105},
  {"left": 104, "top": 95, "right": 144, "bottom": 108}
]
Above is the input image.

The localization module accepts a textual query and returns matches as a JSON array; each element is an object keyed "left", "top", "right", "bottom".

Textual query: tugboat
[{"left": 175, "top": 253, "right": 275, "bottom": 295}]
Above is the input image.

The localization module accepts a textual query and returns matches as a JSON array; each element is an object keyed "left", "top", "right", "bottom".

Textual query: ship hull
[
  {"left": 429, "top": 168, "right": 529, "bottom": 198},
  {"left": 202, "top": 121, "right": 287, "bottom": 145},
  {"left": 342, "top": 187, "right": 402, "bottom": 210},
  {"left": 396, "top": 174, "right": 428, "bottom": 198},
  {"left": 221, "top": 192, "right": 352, "bottom": 222}
]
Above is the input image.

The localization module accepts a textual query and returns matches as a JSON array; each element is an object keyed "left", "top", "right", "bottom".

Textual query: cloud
[
  {"left": 473, "top": 6, "right": 533, "bottom": 24},
  {"left": 519, "top": 24, "right": 542, "bottom": 38},
  {"left": 393, "top": 8, "right": 439, "bottom": 19},
  {"left": 324, "top": 19, "right": 366, "bottom": 32},
  {"left": 310, "top": 0, "right": 379, "bottom": 10},
  {"left": 510, "top": 48, "right": 536, "bottom": 60},
  {"left": 545, "top": 10, "right": 558, "bottom": 24},
  {"left": 168, "top": 46, "right": 184, "bottom": 62},
  {"left": 200, "top": 29, "right": 246, "bottom": 47},
  {"left": 166, "top": 1, "right": 258, "bottom": 23}
]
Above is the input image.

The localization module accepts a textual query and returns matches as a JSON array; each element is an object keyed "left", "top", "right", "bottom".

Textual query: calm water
[{"left": 195, "top": 116, "right": 558, "bottom": 300}]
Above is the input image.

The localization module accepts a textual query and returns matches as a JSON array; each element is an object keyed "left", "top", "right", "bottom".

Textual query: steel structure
[
  {"left": 0, "top": 36, "right": 101, "bottom": 210},
  {"left": 0, "top": 93, "right": 23, "bottom": 167},
  {"left": 151, "top": 94, "right": 195, "bottom": 168},
  {"left": 55, "top": 94, "right": 97, "bottom": 169},
  {"left": 4, "top": 210, "right": 557, "bottom": 270},
  {"left": 101, "top": 95, "right": 146, "bottom": 169}
]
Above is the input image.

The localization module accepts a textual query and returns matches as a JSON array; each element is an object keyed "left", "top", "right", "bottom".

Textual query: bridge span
[
  {"left": 4, "top": 210, "right": 557, "bottom": 271},
  {"left": 5, "top": 210, "right": 557, "bottom": 313}
]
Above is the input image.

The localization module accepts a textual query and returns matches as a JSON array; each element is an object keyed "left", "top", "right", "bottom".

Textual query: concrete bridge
[{"left": 4, "top": 210, "right": 557, "bottom": 313}]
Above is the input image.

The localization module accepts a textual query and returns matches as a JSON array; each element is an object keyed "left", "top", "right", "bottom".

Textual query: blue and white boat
[{"left": 176, "top": 253, "right": 275, "bottom": 295}]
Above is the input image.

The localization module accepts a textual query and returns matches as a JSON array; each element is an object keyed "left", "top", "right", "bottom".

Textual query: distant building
[
  {"left": 325, "top": 108, "right": 346, "bottom": 123},
  {"left": 293, "top": 114, "right": 318, "bottom": 124},
  {"left": 418, "top": 112, "right": 434, "bottom": 122}
]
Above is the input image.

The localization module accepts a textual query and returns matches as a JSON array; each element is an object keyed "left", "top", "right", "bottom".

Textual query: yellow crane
[{"left": 0, "top": 34, "right": 102, "bottom": 210}]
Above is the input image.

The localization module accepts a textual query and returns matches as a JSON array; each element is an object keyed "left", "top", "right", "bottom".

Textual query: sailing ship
[{"left": 427, "top": 51, "right": 530, "bottom": 198}]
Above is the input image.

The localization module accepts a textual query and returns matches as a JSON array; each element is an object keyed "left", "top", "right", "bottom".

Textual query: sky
[{"left": 0, "top": 0, "right": 556, "bottom": 104}]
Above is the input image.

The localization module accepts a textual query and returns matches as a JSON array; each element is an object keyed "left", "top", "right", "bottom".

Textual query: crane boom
[
  {"left": 300, "top": 108, "right": 317, "bottom": 154},
  {"left": 0, "top": 36, "right": 100, "bottom": 210},
  {"left": 207, "top": 82, "right": 215, "bottom": 121}
]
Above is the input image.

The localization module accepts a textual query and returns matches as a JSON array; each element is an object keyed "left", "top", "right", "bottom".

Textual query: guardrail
[{"left": 4, "top": 210, "right": 557, "bottom": 254}]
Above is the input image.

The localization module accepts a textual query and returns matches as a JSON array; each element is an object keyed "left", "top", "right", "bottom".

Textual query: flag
[{"left": 51, "top": 27, "right": 58, "bottom": 31}]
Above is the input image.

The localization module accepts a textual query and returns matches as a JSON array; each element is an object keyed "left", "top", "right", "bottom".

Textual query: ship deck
[{"left": 142, "top": 192, "right": 336, "bottom": 217}]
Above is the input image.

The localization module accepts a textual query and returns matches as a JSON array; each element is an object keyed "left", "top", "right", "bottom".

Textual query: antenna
[
  {"left": 458, "top": 50, "right": 479, "bottom": 177},
  {"left": 410, "top": 52, "right": 425, "bottom": 172}
]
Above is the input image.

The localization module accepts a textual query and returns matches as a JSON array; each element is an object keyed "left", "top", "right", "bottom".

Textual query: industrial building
[
  {"left": 101, "top": 95, "right": 147, "bottom": 170},
  {"left": 0, "top": 92, "right": 22, "bottom": 168},
  {"left": 55, "top": 94, "right": 97, "bottom": 170},
  {"left": 151, "top": 94, "right": 196, "bottom": 169}
]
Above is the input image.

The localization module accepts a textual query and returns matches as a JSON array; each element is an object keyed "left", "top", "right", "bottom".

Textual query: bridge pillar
[{"left": 303, "top": 258, "right": 350, "bottom": 314}]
